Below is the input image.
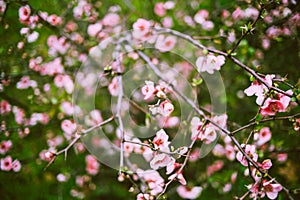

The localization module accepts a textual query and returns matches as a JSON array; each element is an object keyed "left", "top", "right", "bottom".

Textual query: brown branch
[
  {"left": 154, "top": 27, "right": 294, "bottom": 98},
  {"left": 44, "top": 116, "right": 114, "bottom": 169}
]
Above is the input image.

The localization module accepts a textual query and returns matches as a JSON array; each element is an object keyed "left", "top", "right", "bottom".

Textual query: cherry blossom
[
  {"left": 207, "top": 160, "right": 224, "bottom": 176},
  {"left": 141, "top": 80, "right": 156, "bottom": 100},
  {"left": 155, "top": 35, "right": 176, "bottom": 52},
  {"left": 150, "top": 153, "right": 175, "bottom": 170},
  {"left": 61, "top": 119, "right": 77, "bottom": 135},
  {"left": 255, "top": 127, "right": 272, "bottom": 146},
  {"left": 260, "top": 91, "right": 292, "bottom": 116},
  {"left": 177, "top": 185, "right": 203, "bottom": 199},
  {"left": 194, "top": 10, "right": 209, "bottom": 24},
  {"left": 0, "top": 155, "right": 13, "bottom": 171},
  {"left": 132, "top": 18, "right": 152, "bottom": 41},
  {"left": 54, "top": 74, "right": 74, "bottom": 94},
  {"left": 154, "top": 3, "right": 166, "bottom": 17},
  {"left": 136, "top": 193, "right": 151, "bottom": 200},
  {"left": 244, "top": 74, "right": 274, "bottom": 105},
  {"left": 102, "top": 13, "right": 120, "bottom": 27},
  {"left": 16, "top": 76, "right": 37, "bottom": 89},
  {"left": 19, "top": 5, "right": 31, "bottom": 22},
  {"left": 0, "top": 140, "right": 12, "bottom": 154},
  {"left": 152, "top": 129, "right": 170, "bottom": 149},
  {"left": 159, "top": 100, "right": 174, "bottom": 117},
  {"left": 12, "top": 159, "right": 22, "bottom": 172},
  {"left": 87, "top": 22, "right": 103, "bottom": 37},
  {"left": 168, "top": 171, "right": 186, "bottom": 185},
  {"left": 85, "top": 155, "right": 100, "bottom": 175},
  {"left": 262, "top": 179, "right": 283, "bottom": 199},
  {"left": 47, "top": 14, "right": 62, "bottom": 26},
  {"left": 236, "top": 144, "right": 258, "bottom": 167},
  {"left": 137, "top": 169, "right": 165, "bottom": 196},
  {"left": 0, "top": 100, "right": 11, "bottom": 114},
  {"left": 40, "top": 58, "right": 65, "bottom": 76},
  {"left": 196, "top": 54, "right": 225, "bottom": 74},
  {"left": 108, "top": 77, "right": 120, "bottom": 96}
]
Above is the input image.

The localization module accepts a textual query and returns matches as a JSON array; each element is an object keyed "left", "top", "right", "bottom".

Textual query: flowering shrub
[{"left": 0, "top": 0, "right": 300, "bottom": 199}]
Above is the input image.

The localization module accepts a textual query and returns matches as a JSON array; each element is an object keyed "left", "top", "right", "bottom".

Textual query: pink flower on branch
[
  {"left": 177, "top": 185, "right": 203, "bottom": 199},
  {"left": 196, "top": 54, "right": 225, "bottom": 74},
  {"left": 260, "top": 90, "right": 292, "bottom": 116},
  {"left": 262, "top": 179, "right": 283, "bottom": 199},
  {"left": 236, "top": 144, "right": 258, "bottom": 167},
  {"left": 155, "top": 35, "right": 177, "bottom": 52},
  {"left": 152, "top": 129, "right": 170, "bottom": 149}
]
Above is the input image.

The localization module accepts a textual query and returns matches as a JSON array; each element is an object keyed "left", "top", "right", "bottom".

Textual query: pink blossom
[
  {"left": 155, "top": 35, "right": 176, "bottom": 52},
  {"left": 12, "top": 159, "right": 21, "bottom": 172},
  {"left": 260, "top": 98, "right": 287, "bottom": 116},
  {"left": 177, "top": 185, "right": 203, "bottom": 199},
  {"left": 150, "top": 153, "right": 175, "bottom": 170},
  {"left": 236, "top": 144, "right": 258, "bottom": 166},
  {"left": 13, "top": 106, "right": 25, "bottom": 125},
  {"left": 244, "top": 7, "right": 259, "bottom": 20},
  {"left": 0, "top": 1, "right": 7, "bottom": 14},
  {"left": 203, "top": 125, "right": 217, "bottom": 144},
  {"left": 16, "top": 76, "right": 37, "bottom": 89},
  {"left": 19, "top": 5, "right": 31, "bottom": 22},
  {"left": 61, "top": 101, "right": 74, "bottom": 116},
  {"left": 88, "top": 110, "right": 103, "bottom": 125},
  {"left": 47, "top": 14, "right": 62, "bottom": 26},
  {"left": 137, "top": 169, "right": 164, "bottom": 195},
  {"left": 47, "top": 36, "right": 70, "bottom": 55},
  {"left": 190, "top": 116, "right": 205, "bottom": 140},
  {"left": 232, "top": 7, "right": 244, "bottom": 21},
  {"left": 162, "top": 16, "right": 173, "bottom": 28},
  {"left": 196, "top": 54, "right": 225, "bottom": 74},
  {"left": 87, "top": 22, "right": 102, "bottom": 37},
  {"left": 40, "top": 150, "right": 55, "bottom": 161},
  {"left": 61, "top": 119, "right": 77, "bottom": 135},
  {"left": 262, "top": 37, "right": 271, "bottom": 49},
  {"left": 213, "top": 144, "right": 225, "bottom": 157},
  {"left": 201, "top": 20, "right": 214, "bottom": 31},
  {"left": 132, "top": 18, "right": 151, "bottom": 37},
  {"left": 41, "top": 58, "right": 64, "bottom": 76},
  {"left": 159, "top": 100, "right": 174, "bottom": 117},
  {"left": 277, "top": 153, "right": 287, "bottom": 163},
  {"left": 141, "top": 80, "right": 156, "bottom": 100},
  {"left": 54, "top": 74, "right": 74, "bottom": 94},
  {"left": 29, "top": 113, "right": 49, "bottom": 125},
  {"left": 154, "top": 3, "right": 166, "bottom": 17},
  {"left": 225, "top": 144, "right": 236, "bottom": 161},
  {"left": 266, "top": 26, "right": 282, "bottom": 38},
  {"left": 65, "top": 21, "right": 78, "bottom": 32},
  {"left": 0, "top": 140, "right": 12, "bottom": 154},
  {"left": 108, "top": 77, "right": 120, "bottom": 96},
  {"left": 194, "top": 10, "right": 209, "bottom": 24},
  {"left": 168, "top": 171, "right": 186, "bottom": 185},
  {"left": 256, "top": 127, "right": 272, "bottom": 146},
  {"left": 262, "top": 180, "right": 282, "bottom": 199},
  {"left": 0, "top": 100, "right": 11, "bottom": 114},
  {"left": 231, "top": 172, "right": 238, "bottom": 183},
  {"left": 207, "top": 160, "right": 224, "bottom": 176},
  {"left": 0, "top": 155, "right": 12, "bottom": 171},
  {"left": 259, "top": 159, "right": 272, "bottom": 170},
  {"left": 244, "top": 74, "right": 274, "bottom": 105},
  {"left": 159, "top": 116, "right": 179, "bottom": 128},
  {"left": 136, "top": 193, "right": 150, "bottom": 200},
  {"left": 152, "top": 129, "right": 170, "bottom": 149},
  {"left": 102, "top": 13, "right": 120, "bottom": 26},
  {"left": 85, "top": 155, "right": 100, "bottom": 175}
]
